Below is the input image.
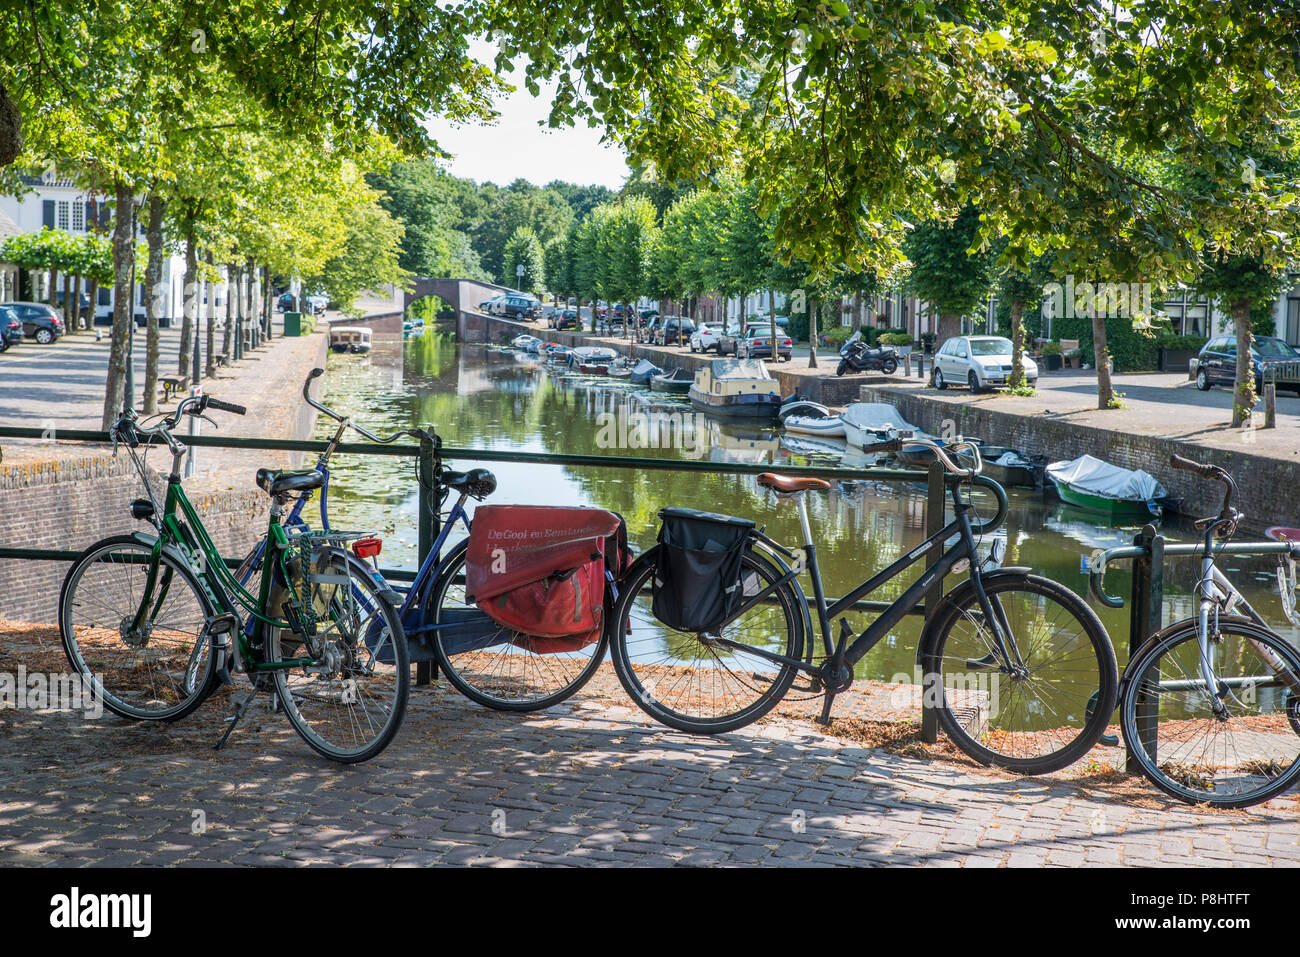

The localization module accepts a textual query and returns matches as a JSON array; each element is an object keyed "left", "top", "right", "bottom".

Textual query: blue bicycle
[{"left": 231, "top": 368, "right": 612, "bottom": 711}]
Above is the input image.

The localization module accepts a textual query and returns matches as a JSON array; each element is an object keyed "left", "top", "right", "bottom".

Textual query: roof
[{"left": 708, "top": 358, "right": 773, "bottom": 380}]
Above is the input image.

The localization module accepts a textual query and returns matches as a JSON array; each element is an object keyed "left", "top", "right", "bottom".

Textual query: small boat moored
[
  {"left": 689, "top": 359, "right": 782, "bottom": 420},
  {"left": 1046, "top": 455, "right": 1168, "bottom": 522},
  {"left": 511, "top": 334, "right": 542, "bottom": 353},
  {"left": 839, "top": 402, "right": 918, "bottom": 449},
  {"left": 783, "top": 414, "right": 847, "bottom": 438},
  {"left": 650, "top": 368, "right": 694, "bottom": 394},
  {"left": 980, "top": 446, "right": 1048, "bottom": 489},
  {"left": 568, "top": 346, "right": 619, "bottom": 368},
  {"left": 330, "top": 326, "right": 372, "bottom": 353},
  {"left": 629, "top": 358, "right": 664, "bottom": 385}
]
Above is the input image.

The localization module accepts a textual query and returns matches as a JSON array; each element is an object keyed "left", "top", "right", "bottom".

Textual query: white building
[{"left": 0, "top": 171, "right": 258, "bottom": 327}]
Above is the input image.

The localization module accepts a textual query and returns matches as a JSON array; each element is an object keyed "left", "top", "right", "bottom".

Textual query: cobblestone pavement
[{"left": 1, "top": 658, "right": 1296, "bottom": 868}]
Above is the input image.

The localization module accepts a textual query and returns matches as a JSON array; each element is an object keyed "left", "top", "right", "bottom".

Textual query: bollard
[
  {"left": 1264, "top": 382, "right": 1276, "bottom": 429},
  {"left": 915, "top": 352, "right": 924, "bottom": 380},
  {"left": 903, "top": 353, "right": 911, "bottom": 377}
]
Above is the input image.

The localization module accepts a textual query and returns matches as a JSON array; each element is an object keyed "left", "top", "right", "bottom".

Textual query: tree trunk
[
  {"left": 143, "top": 194, "right": 164, "bottom": 414},
  {"left": 852, "top": 290, "right": 862, "bottom": 332},
  {"left": 101, "top": 181, "right": 135, "bottom": 429},
  {"left": 179, "top": 227, "right": 196, "bottom": 377},
  {"left": 85, "top": 279, "right": 98, "bottom": 329},
  {"left": 1008, "top": 298, "right": 1027, "bottom": 392},
  {"left": 62, "top": 269, "right": 74, "bottom": 329},
  {"left": 936, "top": 312, "right": 961, "bottom": 348},
  {"left": 261, "top": 266, "right": 273, "bottom": 341},
  {"left": 205, "top": 252, "right": 217, "bottom": 378},
  {"left": 245, "top": 256, "right": 257, "bottom": 348},
  {"left": 69, "top": 273, "right": 82, "bottom": 331},
  {"left": 768, "top": 289, "right": 777, "bottom": 347},
  {"left": 1230, "top": 299, "right": 1255, "bottom": 428},
  {"left": 1092, "top": 312, "right": 1114, "bottom": 409},
  {"left": 48, "top": 267, "right": 58, "bottom": 312},
  {"left": 223, "top": 261, "right": 235, "bottom": 362},
  {"left": 807, "top": 296, "right": 818, "bottom": 369}
]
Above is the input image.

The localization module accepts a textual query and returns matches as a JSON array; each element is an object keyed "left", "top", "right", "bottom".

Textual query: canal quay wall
[
  {"left": 864, "top": 385, "right": 1300, "bottom": 532},
  {"left": 0, "top": 331, "right": 329, "bottom": 625},
  {"left": 459, "top": 311, "right": 894, "bottom": 405}
]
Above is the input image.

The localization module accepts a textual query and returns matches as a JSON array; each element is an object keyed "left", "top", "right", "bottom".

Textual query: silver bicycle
[{"left": 1117, "top": 454, "right": 1300, "bottom": 807}]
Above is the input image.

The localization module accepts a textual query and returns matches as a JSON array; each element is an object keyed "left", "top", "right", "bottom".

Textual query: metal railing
[
  {"left": 0, "top": 425, "right": 958, "bottom": 734},
  {"left": 1087, "top": 522, "right": 1299, "bottom": 769}
]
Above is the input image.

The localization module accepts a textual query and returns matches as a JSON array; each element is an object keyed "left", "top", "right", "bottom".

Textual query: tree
[
  {"left": 1197, "top": 254, "right": 1285, "bottom": 428},
  {"left": 903, "top": 207, "right": 993, "bottom": 348},
  {"left": 502, "top": 226, "right": 545, "bottom": 293},
  {"left": 994, "top": 256, "right": 1044, "bottom": 394}
]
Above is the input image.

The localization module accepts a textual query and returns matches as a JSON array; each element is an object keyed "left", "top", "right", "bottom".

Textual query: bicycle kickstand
[{"left": 214, "top": 689, "right": 258, "bottom": 751}]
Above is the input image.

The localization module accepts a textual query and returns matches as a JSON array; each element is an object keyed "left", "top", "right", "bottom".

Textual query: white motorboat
[
  {"left": 782, "top": 414, "right": 847, "bottom": 438},
  {"left": 839, "top": 402, "right": 919, "bottom": 448}
]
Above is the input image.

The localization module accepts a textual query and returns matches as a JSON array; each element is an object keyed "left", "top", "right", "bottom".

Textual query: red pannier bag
[{"left": 464, "top": 505, "right": 629, "bottom": 653}]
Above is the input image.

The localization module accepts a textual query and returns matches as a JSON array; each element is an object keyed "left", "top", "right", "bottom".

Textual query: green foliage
[
  {"left": 502, "top": 225, "right": 545, "bottom": 292},
  {"left": 879, "top": 331, "right": 915, "bottom": 346},
  {"left": 903, "top": 207, "right": 994, "bottom": 335},
  {"left": 306, "top": 197, "right": 409, "bottom": 314}
]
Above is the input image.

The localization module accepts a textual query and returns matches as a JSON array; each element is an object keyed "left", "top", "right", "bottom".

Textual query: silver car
[{"left": 932, "top": 335, "right": 1038, "bottom": 392}]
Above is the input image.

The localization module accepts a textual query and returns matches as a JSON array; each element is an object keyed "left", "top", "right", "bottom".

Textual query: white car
[
  {"left": 689, "top": 321, "right": 724, "bottom": 353},
  {"left": 932, "top": 335, "right": 1038, "bottom": 392}
]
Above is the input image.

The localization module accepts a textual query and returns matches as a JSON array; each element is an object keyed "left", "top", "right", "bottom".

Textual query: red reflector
[{"left": 352, "top": 538, "right": 382, "bottom": 559}]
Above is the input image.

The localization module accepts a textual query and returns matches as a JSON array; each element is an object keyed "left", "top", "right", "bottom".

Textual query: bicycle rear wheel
[
  {"left": 1120, "top": 617, "right": 1300, "bottom": 808},
  {"left": 268, "top": 549, "right": 408, "bottom": 763},
  {"left": 430, "top": 540, "right": 607, "bottom": 711},
  {"left": 609, "top": 546, "right": 805, "bottom": 734},
  {"left": 59, "top": 534, "right": 217, "bottom": 721},
  {"left": 921, "top": 572, "right": 1118, "bottom": 774}
]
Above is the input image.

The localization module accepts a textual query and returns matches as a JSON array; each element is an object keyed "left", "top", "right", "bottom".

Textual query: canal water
[{"left": 316, "top": 331, "right": 1300, "bottom": 682}]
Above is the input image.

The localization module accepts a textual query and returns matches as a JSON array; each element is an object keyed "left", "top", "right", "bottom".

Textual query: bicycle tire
[
  {"left": 1120, "top": 616, "right": 1300, "bottom": 808},
  {"left": 920, "top": 572, "right": 1118, "bottom": 774},
  {"left": 268, "top": 548, "right": 409, "bottom": 763},
  {"left": 609, "top": 545, "right": 805, "bottom": 734},
  {"left": 430, "top": 539, "right": 608, "bottom": 711},
  {"left": 59, "top": 534, "right": 218, "bottom": 722}
]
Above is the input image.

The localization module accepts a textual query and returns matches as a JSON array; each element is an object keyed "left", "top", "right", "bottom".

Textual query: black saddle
[
  {"left": 441, "top": 468, "right": 497, "bottom": 499},
  {"left": 256, "top": 468, "right": 325, "bottom": 497}
]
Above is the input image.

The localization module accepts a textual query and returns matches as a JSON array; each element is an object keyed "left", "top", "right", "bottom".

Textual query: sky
[{"left": 424, "top": 42, "right": 631, "bottom": 191}]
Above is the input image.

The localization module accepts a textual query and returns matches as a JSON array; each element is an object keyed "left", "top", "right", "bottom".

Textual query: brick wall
[
  {"left": 0, "top": 452, "right": 270, "bottom": 624},
  {"left": 862, "top": 386, "right": 1300, "bottom": 531}
]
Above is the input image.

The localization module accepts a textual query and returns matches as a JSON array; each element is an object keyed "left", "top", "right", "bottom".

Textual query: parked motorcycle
[{"left": 836, "top": 331, "right": 899, "bottom": 376}]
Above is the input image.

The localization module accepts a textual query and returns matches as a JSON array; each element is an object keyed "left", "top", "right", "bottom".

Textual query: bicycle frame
[{"left": 713, "top": 476, "right": 1018, "bottom": 678}]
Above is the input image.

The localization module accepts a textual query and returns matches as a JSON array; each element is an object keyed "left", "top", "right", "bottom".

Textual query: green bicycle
[{"left": 58, "top": 394, "right": 409, "bottom": 763}]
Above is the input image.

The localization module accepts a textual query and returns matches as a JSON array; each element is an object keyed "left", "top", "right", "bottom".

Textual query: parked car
[
  {"left": 491, "top": 295, "right": 541, "bottom": 321},
  {"left": 737, "top": 325, "right": 794, "bottom": 361},
  {"left": 555, "top": 309, "right": 581, "bottom": 331},
  {"left": 689, "top": 321, "right": 724, "bottom": 353},
  {"left": 1, "top": 301, "right": 65, "bottom": 344},
  {"left": 304, "top": 294, "right": 328, "bottom": 316},
  {"left": 654, "top": 316, "right": 696, "bottom": 346},
  {"left": 479, "top": 295, "right": 505, "bottom": 314},
  {"left": 0, "top": 306, "right": 22, "bottom": 351},
  {"left": 277, "top": 292, "right": 296, "bottom": 312},
  {"left": 932, "top": 335, "right": 1038, "bottom": 392},
  {"left": 1195, "top": 335, "right": 1300, "bottom": 395},
  {"left": 718, "top": 319, "right": 786, "bottom": 356}
]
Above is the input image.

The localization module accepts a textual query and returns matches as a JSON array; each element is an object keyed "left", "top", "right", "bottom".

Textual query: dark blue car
[
  {"left": 0, "top": 306, "right": 22, "bottom": 352},
  {"left": 1196, "top": 334, "right": 1300, "bottom": 395}
]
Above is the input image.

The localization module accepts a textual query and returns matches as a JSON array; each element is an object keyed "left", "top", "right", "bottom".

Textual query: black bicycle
[{"left": 609, "top": 436, "right": 1119, "bottom": 774}]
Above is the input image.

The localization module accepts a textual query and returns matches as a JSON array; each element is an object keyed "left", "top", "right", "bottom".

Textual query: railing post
[
  {"left": 1127, "top": 524, "right": 1163, "bottom": 772},
  {"left": 920, "top": 460, "right": 946, "bottom": 743},
  {"left": 415, "top": 434, "right": 436, "bottom": 687}
]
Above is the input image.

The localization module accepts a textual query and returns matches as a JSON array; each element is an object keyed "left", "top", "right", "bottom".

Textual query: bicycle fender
[
  {"left": 128, "top": 530, "right": 195, "bottom": 573},
  {"left": 745, "top": 538, "right": 814, "bottom": 654},
  {"left": 912, "top": 568, "right": 1032, "bottom": 667}
]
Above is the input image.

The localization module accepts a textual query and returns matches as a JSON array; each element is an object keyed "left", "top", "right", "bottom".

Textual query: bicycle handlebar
[
  {"left": 859, "top": 435, "right": 983, "bottom": 477},
  {"left": 302, "top": 368, "right": 437, "bottom": 446},
  {"left": 1169, "top": 453, "right": 1238, "bottom": 527}
]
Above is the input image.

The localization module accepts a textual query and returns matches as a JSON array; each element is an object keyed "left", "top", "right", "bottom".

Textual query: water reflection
[{"left": 316, "top": 332, "right": 1300, "bottom": 681}]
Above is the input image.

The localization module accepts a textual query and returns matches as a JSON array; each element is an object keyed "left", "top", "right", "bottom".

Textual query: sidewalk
[{"left": 0, "top": 621, "right": 1295, "bottom": 867}]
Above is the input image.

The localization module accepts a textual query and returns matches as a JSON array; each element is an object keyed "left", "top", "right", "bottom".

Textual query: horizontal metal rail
[{"left": 1088, "top": 539, "right": 1298, "bottom": 609}]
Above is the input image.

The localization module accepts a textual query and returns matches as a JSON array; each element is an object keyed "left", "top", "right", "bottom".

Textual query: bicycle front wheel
[
  {"left": 609, "top": 546, "right": 805, "bottom": 734},
  {"left": 921, "top": 573, "right": 1118, "bottom": 774},
  {"left": 430, "top": 540, "right": 608, "bottom": 711},
  {"left": 59, "top": 534, "right": 217, "bottom": 721},
  {"left": 268, "top": 549, "right": 409, "bottom": 763},
  {"left": 1120, "top": 617, "right": 1300, "bottom": 808}
]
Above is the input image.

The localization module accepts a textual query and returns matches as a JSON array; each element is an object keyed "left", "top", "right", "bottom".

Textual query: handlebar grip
[
  {"left": 205, "top": 398, "right": 246, "bottom": 415},
  {"left": 1169, "top": 453, "right": 1219, "bottom": 479},
  {"left": 861, "top": 437, "right": 903, "bottom": 455}
]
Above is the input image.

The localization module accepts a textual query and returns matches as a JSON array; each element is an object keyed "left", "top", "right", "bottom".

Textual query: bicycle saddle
[
  {"left": 757, "top": 473, "right": 831, "bottom": 494},
  {"left": 442, "top": 468, "right": 497, "bottom": 499},
  {"left": 256, "top": 468, "right": 325, "bottom": 497}
]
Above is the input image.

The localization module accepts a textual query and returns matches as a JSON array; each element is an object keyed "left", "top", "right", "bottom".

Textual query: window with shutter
[{"left": 42, "top": 200, "right": 55, "bottom": 228}]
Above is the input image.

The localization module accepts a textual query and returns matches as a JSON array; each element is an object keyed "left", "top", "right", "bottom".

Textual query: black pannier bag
[{"left": 652, "top": 507, "right": 756, "bottom": 632}]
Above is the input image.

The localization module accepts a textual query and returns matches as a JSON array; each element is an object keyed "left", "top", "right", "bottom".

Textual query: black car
[
  {"left": 492, "top": 295, "right": 541, "bottom": 321},
  {"left": 555, "top": 308, "right": 581, "bottom": 331},
  {"left": 654, "top": 316, "right": 696, "bottom": 346},
  {"left": 1, "top": 301, "right": 66, "bottom": 344},
  {"left": 1195, "top": 334, "right": 1300, "bottom": 395},
  {"left": 0, "top": 306, "right": 22, "bottom": 351},
  {"left": 277, "top": 292, "right": 296, "bottom": 312}
]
